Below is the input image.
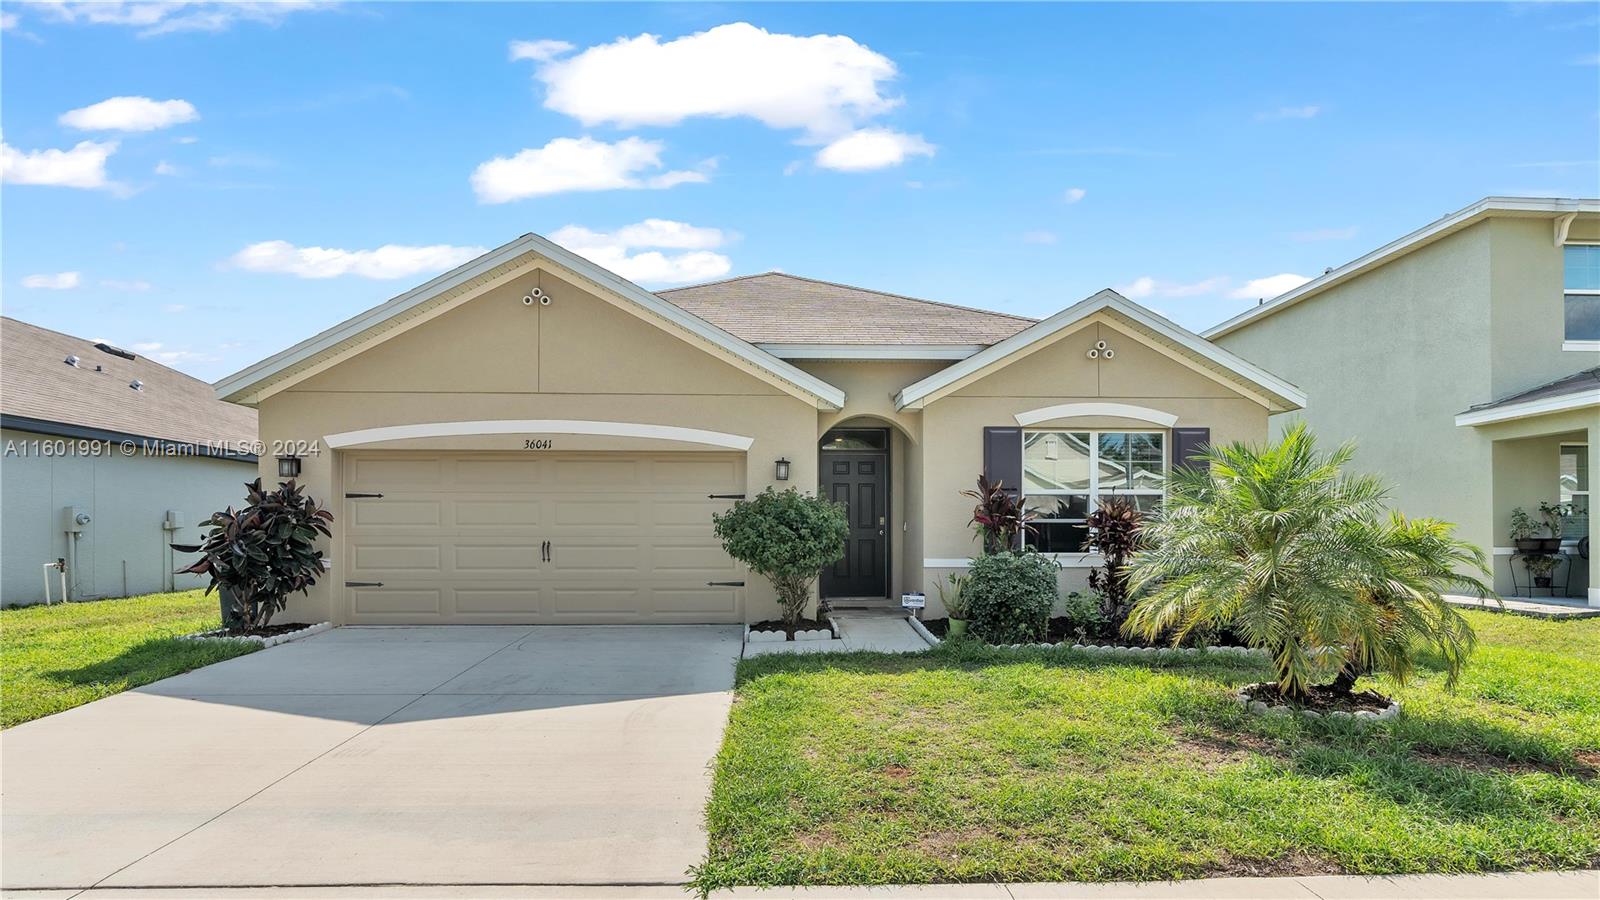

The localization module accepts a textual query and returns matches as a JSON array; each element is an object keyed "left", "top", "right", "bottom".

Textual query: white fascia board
[
  {"left": 894, "top": 290, "right": 1307, "bottom": 412},
  {"left": 755, "top": 343, "right": 985, "bottom": 360},
  {"left": 213, "top": 233, "right": 847, "bottom": 411},
  {"left": 1562, "top": 340, "right": 1600, "bottom": 352},
  {"left": 1205, "top": 196, "right": 1600, "bottom": 340},
  {"left": 1454, "top": 389, "right": 1600, "bottom": 427}
]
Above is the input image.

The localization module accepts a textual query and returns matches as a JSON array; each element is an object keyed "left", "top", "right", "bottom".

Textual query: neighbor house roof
[
  {"left": 657, "top": 272, "right": 1036, "bottom": 351},
  {"left": 1455, "top": 367, "right": 1600, "bottom": 427},
  {"left": 213, "top": 235, "right": 848, "bottom": 410},
  {"left": 895, "top": 289, "right": 1307, "bottom": 413},
  {"left": 1205, "top": 196, "right": 1600, "bottom": 340},
  {"left": 1, "top": 317, "right": 257, "bottom": 457}
]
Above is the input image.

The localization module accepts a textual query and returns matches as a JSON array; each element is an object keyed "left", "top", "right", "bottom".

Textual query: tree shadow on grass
[{"left": 43, "top": 635, "right": 256, "bottom": 688}]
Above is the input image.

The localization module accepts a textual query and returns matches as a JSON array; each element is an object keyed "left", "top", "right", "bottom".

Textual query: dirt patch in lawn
[
  {"left": 1241, "top": 682, "right": 1393, "bottom": 714},
  {"left": 1211, "top": 850, "right": 1345, "bottom": 878},
  {"left": 881, "top": 763, "right": 913, "bottom": 780},
  {"left": 1172, "top": 731, "right": 1286, "bottom": 770},
  {"left": 1412, "top": 745, "right": 1598, "bottom": 780}
]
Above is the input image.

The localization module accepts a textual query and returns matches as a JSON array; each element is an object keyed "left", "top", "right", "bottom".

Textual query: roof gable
[
  {"left": 894, "top": 290, "right": 1306, "bottom": 412},
  {"left": 214, "top": 235, "right": 846, "bottom": 410},
  {"left": 1, "top": 317, "right": 257, "bottom": 450},
  {"left": 658, "top": 272, "right": 1036, "bottom": 346}
]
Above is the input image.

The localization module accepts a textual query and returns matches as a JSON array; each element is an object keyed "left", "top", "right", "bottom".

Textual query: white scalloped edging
[
  {"left": 915, "top": 626, "right": 1268, "bottom": 660},
  {"left": 181, "top": 621, "right": 332, "bottom": 647},
  {"left": 1233, "top": 684, "right": 1401, "bottom": 722},
  {"left": 743, "top": 621, "right": 839, "bottom": 644}
]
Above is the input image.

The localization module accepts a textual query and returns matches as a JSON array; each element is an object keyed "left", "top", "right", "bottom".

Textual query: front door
[{"left": 819, "top": 436, "right": 889, "bottom": 598}]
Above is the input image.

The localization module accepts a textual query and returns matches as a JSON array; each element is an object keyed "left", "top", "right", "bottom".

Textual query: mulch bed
[
  {"left": 1240, "top": 681, "right": 1394, "bottom": 714},
  {"left": 920, "top": 617, "right": 949, "bottom": 637},
  {"left": 213, "top": 622, "right": 313, "bottom": 639},
  {"left": 748, "top": 617, "right": 831, "bottom": 639}
]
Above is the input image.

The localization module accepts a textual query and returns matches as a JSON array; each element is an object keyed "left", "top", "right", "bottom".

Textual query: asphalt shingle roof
[
  {"left": 1461, "top": 366, "right": 1600, "bottom": 415},
  {"left": 1, "top": 317, "right": 257, "bottom": 451},
  {"left": 657, "top": 272, "right": 1036, "bottom": 345}
]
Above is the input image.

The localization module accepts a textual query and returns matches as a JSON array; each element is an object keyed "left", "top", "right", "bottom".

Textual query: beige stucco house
[
  {"left": 215, "top": 234, "right": 1304, "bottom": 625},
  {"left": 1209, "top": 196, "right": 1599, "bottom": 606}
]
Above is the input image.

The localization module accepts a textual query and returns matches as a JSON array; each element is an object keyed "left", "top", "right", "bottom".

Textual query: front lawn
[
  {"left": 693, "top": 610, "right": 1599, "bottom": 891},
  {"left": 0, "top": 589, "right": 258, "bottom": 728}
]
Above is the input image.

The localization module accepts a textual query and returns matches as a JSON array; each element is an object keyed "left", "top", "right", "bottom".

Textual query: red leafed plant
[
  {"left": 1085, "top": 494, "right": 1144, "bottom": 627},
  {"left": 961, "top": 474, "right": 1038, "bottom": 555}
]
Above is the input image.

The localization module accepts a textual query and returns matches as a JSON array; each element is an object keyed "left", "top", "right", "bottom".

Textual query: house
[
  {"left": 0, "top": 318, "right": 259, "bottom": 606},
  {"left": 1208, "top": 197, "right": 1599, "bottom": 606},
  {"left": 214, "top": 236, "right": 1304, "bottom": 625}
]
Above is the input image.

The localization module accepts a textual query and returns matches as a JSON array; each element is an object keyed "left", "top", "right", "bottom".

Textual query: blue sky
[{"left": 3, "top": 2, "right": 1596, "bottom": 380}]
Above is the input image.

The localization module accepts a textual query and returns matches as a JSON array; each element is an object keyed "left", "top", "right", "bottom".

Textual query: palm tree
[{"left": 1124, "top": 423, "right": 1492, "bottom": 701}]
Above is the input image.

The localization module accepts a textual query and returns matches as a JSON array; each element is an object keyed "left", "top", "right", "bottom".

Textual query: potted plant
[
  {"left": 1523, "top": 553, "right": 1561, "bottom": 589},
  {"left": 935, "top": 573, "right": 971, "bottom": 637},
  {"left": 1509, "top": 507, "right": 1543, "bottom": 553},
  {"left": 172, "top": 478, "right": 334, "bottom": 634},
  {"left": 712, "top": 487, "right": 848, "bottom": 639},
  {"left": 1537, "top": 501, "right": 1570, "bottom": 552}
]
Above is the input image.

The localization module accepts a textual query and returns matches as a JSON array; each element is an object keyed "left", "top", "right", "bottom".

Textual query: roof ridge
[
  {"left": 663, "top": 271, "right": 1038, "bottom": 323},
  {"left": 655, "top": 271, "right": 780, "bottom": 294},
  {"left": 1, "top": 315, "right": 210, "bottom": 388}
]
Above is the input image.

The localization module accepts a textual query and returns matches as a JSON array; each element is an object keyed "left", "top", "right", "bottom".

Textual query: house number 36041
[{"left": 523, "top": 439, "right": 553, "bottom": 450}]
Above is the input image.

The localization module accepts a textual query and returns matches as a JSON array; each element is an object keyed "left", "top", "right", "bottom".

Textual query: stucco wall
[
  {"left": 1214, "top": 222, "right": 1498, "bottom": 557},
  {"left": 254, "top": 264, "right": 821, "bottom": 625},
  {"left": 1489, "top": 216, "right": 1600, "bottom": 393},
  {"left": 918, "top": 316, "right": 1271, "bottom": 615},
  {"left": 0, "top": 427, "right": 256, "bottom": 606}
]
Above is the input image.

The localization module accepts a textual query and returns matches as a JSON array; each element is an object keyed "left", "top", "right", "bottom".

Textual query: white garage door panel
[{"left": 343, "top": 451, "right": 744, "bottom": 624}]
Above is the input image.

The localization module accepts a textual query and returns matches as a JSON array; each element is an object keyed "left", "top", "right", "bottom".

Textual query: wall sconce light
[
  {"left": 775, "top": 457, "right": 791, "bottom": 481},
  {"left": 277, "top": 456, "right": 302, "bottom": 478}
]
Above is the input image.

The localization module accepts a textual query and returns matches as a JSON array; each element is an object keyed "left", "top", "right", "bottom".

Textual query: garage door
[{"left": 342, "top": 451, "right": 745, "bottom": 624}]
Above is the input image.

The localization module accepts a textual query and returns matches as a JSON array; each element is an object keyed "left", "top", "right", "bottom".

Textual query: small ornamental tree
[
  {"left": 712, "top": 488, "right": 848, "bottom": 631},
  {"left": 172, "top": 478, "right": 334, "bottom": 632},
  {"left": 961, "top": 475, "right": 1037, "bottom": 554},
  {"left": 1083, "top": 495, "right": 1143, "bottom": 629}
]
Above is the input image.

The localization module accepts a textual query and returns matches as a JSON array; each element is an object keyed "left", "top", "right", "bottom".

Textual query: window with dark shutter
[
  {"left": 982, "top": 426, "right": 1023, "bottom": 496},
  {"left": 1171, "top": 427, "right": 1211, "bottom": 472}
]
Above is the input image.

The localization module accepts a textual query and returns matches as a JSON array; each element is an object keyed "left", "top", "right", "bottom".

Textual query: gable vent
[{"left": 95, "top": 342, "right": 136, "bottom": 361}]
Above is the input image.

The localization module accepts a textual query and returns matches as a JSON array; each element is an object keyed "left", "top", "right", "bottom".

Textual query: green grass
[
  {"left": 1, "top": 589, "right": 258, "bottom": 728},
  {"left": 692, "top": 611, "right": 1600, "bottom": 891}
]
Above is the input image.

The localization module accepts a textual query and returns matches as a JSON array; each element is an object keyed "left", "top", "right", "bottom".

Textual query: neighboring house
[
  {"left": 1208, "top": 197, "right": 1599, "bottom": 605},
  {"left": 216, "top": 236, "right": 1302, "bottom": 625},
  {"left": 0, "top": 318, "right": 259, "bottom": 606}
]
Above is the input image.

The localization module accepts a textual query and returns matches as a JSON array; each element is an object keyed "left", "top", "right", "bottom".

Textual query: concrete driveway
[{"left": 1, "top": 625, "right": 742, "bottom": 891}]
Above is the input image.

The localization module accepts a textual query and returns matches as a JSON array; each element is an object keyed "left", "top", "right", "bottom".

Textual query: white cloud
[
  {"left": 22, "top": 271, "right": 82, "bottom": 290},
  {"left": 535, "top": 22, "right": 900, "bottom": 140},
  {"left": 128, "top": 341, "right": 220, "bottom": 366},
  {"left": 1063, "top": 187, "right": 1086, "bottom": 204},
  {"left": 1257, "top": 105, "right": 1320, "bottom": 121},
  {"left": 1021, "top": 231, "right": 1057, "bottom": 245},
  {"left": 1, "top": 11, "right": 17, "bottom": 29},
  {"left": 174, "top": 135, "right": 199, "bottom": 144},
  {"left": 32, "top": 1, "right": 333, "bottom": 37},
  {"left": 228, "top": 240, "right": 488, "bottom": 279},
  {"left": 1116, "top": 275, "right": 1229, "bottom": 300},
  {"left": 471, "top": 136, "right": 708, "bottom": 203},
  {"left": 60, "top": 96, "right": 199, "bottom": 132},
  {"left": 154, "top": 160, "right": 179, "bottom": 176},
  {"left": 1288, "top": 226, "right": 1357, "bottom": 242},
  {"left": 509, "top": 39, "right": 574, "bottom": 62},
  {"left": 101, "top": 278, "right": 153, "bottom": 291},
  {"left": 549, "top": 219, "right": 732, "bottom": 285},
  {"left": 1, "top": 137, "right": 118, "bottom": 189},
  {"left": 815, "top": 128, "right": 934, "bottom": 172},
  {"left": 1230, "top": 273, "right": 1311, "bottom": 300}
]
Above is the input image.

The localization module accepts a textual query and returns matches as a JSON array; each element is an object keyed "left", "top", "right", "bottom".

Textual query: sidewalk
[{"left": 6, "top": 870, "right": 1594, "bottom": 899}]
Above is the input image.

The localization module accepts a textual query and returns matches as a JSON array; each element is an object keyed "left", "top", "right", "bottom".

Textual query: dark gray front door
[{"left": 820, "top": 451, "right": 888, "bottom": 597}]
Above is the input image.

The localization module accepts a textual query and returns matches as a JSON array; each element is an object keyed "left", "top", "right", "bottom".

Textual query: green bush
[
  {"left": 965, "top": 550, "right": 1059, "bottom": 643},
  {"left": 1058, "top": 590, "right": 1106, "bottom": 642},
  {"left": 712, "top": 487, "right": 848, "bottom": 627}
]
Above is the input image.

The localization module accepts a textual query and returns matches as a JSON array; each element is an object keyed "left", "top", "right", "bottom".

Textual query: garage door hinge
[
  {"left": 707, "top": 493, "right": 745, "bottom": 500},
  {"left": 706, "top": 581, "right": 745, "bottom": 587},
  {"left": 344, "top": 492, "right": 384, "bottom": 499},
  {"left": 345, "top": 581, "right": 383, "bottom": 588}
]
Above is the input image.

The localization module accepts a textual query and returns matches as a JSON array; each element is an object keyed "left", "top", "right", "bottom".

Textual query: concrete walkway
[
  {"left": 1445, "top": 593, "right": 1600, "bottom": 619},
  {"left": 4, "top": 870, "right": 1594, "bottom": 898},
  {"left": 1, "top": 625, "right": 741, "bottom": 893},
  {"left": 743, "top": 614, "right": 931, "bottom": 657}
]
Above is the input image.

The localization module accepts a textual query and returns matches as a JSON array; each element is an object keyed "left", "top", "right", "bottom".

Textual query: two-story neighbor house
[
  {"left": 1209, "top": 197, "right": 1599, "bottom": 605},
  {"left": 215, "top": 236, "right": 1303, "bottom": 626}
]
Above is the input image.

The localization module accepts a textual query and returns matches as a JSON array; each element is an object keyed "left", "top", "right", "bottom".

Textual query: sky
[{"left": 3, "top": 2, "right": 1597, "bottom": 381}]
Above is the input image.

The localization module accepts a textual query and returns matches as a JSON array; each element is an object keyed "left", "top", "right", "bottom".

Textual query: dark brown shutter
[
  {"left": 982, "top": 426, "right": 1023, "bottom": 496},
  {"left": 1171, "top": 427, "right": 1211, "bottom": 472}
]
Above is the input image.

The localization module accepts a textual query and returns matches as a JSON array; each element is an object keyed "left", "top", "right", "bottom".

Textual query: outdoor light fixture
[
  {"left": 775, "top": 457, "right": 791, "bottom": 481},
  {"left": 278, "top": 455, "right": 302, "bottom": 478}
]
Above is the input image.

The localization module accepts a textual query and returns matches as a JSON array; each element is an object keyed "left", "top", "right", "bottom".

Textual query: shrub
[
  {"left": 172, "top": 478, "right": 334, "bottom": 631},
  {"left": 965, "top": 550, "right": 1059, "bottom": 643},
  {"left": 1058, "top": 590, "right": 1106, "bottom": 642},
  {"left": 1125, "top": 423, "right": 1490, "bottom": 701},
  {"left": 712, "top": 487, "right": 848, "bottom": 628}
]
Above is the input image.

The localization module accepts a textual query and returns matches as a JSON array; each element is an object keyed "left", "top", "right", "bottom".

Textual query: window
[
  {"left": 1021, "top": 430, "right": 1164, "bottom": 553},
  {"left": 820, "top": 428, "right": 888, "bottom": 451},
  {"left": 1564, "top": 245, "right": 1600, "bottom": 342},
  {"left": 1560, "top": 444, "right": 1589, "bottom": 541}
]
